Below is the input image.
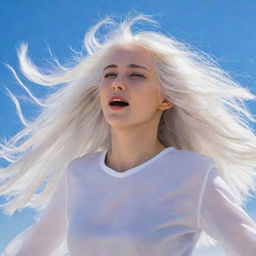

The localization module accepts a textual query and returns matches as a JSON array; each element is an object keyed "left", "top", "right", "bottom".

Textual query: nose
[{"left": 111, "top": 76, "right": 125, "bottom": 91}]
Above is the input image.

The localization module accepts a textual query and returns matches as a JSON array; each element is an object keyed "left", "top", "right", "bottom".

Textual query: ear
[{"left": 158, "top": 98, "right": 173, "bottom": 111}]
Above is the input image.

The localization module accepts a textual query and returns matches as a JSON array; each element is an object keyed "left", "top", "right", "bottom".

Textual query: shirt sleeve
[
  {"left": 1, "top": 168, "right": 69, "bottom": 256},
  {"left": 198, "top": 165, "right": 256, "bottom": 256}
]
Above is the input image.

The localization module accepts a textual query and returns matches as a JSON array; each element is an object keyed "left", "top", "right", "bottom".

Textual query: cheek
[
  {"left": 99, "top": 80, "right": 111, "bottom": 91},
  {"left": 98, "top": 88, "right": 106, "bottom": 109},
  {"left": 141, "top": 85, "right": 161, "bottom": 104},
  {"left": 98, "top": 82, "right": 107, "bottom": 98},
  {"left": 134, "top": 92, "right": 160, "bottom": 112}
]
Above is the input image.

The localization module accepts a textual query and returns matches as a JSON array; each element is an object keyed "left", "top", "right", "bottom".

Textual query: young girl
[{"left": 1, "top": 14, "right": 256, "bottom": 256}]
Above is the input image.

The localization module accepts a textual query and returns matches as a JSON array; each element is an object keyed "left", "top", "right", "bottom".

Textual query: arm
[
  {"left": 198, "top": 165, "right": 256, "bottom": 256},
  {"left": 1, "top": 167, "right": 69, "bottom": 256}
]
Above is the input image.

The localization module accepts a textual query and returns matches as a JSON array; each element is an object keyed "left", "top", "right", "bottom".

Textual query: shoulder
[
  {"left": 65, "top": 150, "right": 102, "bottom": 177},
  {"left": 173, "top": 148, "right": 215, "bottom": 168},
  {"left": 168, "top": 149, "right": 216, "bottom": 186}
]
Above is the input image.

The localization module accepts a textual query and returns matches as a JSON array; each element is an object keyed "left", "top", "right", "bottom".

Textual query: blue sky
[{"left": 0, "top": 1, "right": 256, "bottom": 255}]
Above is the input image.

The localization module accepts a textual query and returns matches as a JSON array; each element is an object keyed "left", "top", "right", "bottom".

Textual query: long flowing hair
[{"left": 0, "top": 13, "right": 256, "bottom": 248}]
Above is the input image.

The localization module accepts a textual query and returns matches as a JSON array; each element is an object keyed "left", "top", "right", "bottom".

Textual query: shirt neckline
[{"left": 99, "top": 147, "right": 176, "bottom": 178}]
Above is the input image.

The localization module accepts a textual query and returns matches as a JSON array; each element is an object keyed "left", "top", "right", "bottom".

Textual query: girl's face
[{"left": 99, "top": 44, "right": 172, "bottom": 129}]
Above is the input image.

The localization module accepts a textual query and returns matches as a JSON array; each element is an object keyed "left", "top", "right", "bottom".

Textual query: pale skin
[{"left": 99, "top": 44, "right": 173, "bottom": 173}]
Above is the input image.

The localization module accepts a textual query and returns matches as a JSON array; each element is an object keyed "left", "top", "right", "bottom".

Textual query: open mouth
[{"left": 109, "top": 101, "right": 129, "bottom": 107}]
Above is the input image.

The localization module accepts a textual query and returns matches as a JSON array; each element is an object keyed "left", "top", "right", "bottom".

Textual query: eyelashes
[{"left": 104, "top": 73, "right": 146, "bottom": 78}]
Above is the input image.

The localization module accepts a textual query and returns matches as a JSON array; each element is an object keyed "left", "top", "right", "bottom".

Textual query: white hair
[{"left": 0, "top": 13, "right": 255, "bottom": 249}]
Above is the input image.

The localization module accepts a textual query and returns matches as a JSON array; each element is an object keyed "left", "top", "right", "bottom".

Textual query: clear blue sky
[{"left": 0, "top": 1, "right": 256, "bottom": 255}]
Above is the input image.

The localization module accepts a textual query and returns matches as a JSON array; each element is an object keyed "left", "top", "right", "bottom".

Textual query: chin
[{"left": 108, "top": 122, "right": 131, "bottom": 129}]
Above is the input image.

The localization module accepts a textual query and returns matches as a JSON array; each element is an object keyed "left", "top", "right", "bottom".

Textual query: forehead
[{"left": 105, "top": 45, "right": 155, "bottom": 68}]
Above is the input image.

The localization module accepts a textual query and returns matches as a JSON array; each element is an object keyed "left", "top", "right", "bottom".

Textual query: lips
[{"left": 108, "top": 95, "right": 129, "bottom": 105}]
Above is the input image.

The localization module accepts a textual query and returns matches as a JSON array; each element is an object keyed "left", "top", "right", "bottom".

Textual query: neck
[{"left": 106, "top": 126, "right": 167, "bottom": 173}]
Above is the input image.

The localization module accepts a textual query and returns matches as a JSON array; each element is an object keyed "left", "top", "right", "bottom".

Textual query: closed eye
[
  {"left": 130, "top": 73, "right": 145, "bottom": 78},
  {"left": 104, "top": 73, "right": 145, "bottom": 78},
  {"left": 104, "top": 73, "right": 116, "bottom": 78}
]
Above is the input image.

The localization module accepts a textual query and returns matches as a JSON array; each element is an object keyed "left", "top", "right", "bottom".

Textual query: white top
[{"left": 2, "top": 147, "right": 256, "bottom": 256}]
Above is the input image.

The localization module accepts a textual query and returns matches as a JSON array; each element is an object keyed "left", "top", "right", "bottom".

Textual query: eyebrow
[{"left": 103, "top": 64, "right": 148, "bottom": 71}]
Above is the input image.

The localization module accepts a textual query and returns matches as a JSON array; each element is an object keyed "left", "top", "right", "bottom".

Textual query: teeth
[
  {"left": 112, "top": 99, "right": 126, "bottom": 102},
  {"left": 111, "top": 99, "right": 129, "bottom": 104}
]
